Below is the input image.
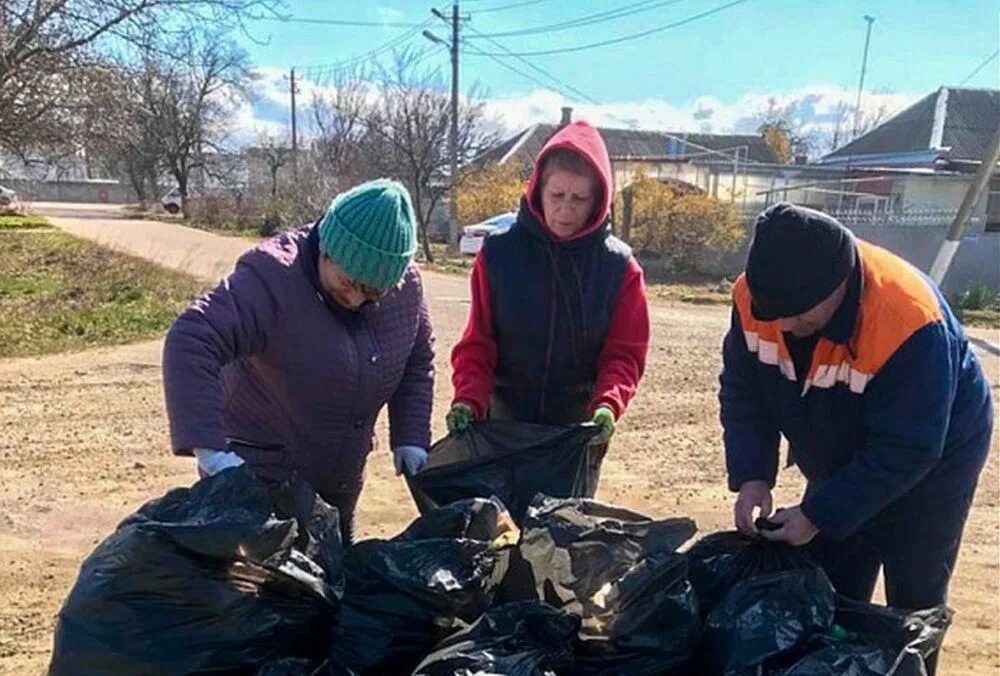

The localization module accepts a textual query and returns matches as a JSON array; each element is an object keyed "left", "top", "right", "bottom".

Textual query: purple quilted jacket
[{"left": 162, "top": 225, "right": 435, "bottom": 497}]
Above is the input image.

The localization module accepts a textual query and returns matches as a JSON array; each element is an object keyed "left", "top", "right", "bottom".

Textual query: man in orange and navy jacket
[{"left": 720, "top": 203, "right": 992, "bottom": 615}]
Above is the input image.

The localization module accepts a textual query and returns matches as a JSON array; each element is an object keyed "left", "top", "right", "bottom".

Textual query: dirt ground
[{"left": 1, "top": 205, "right": 997, "bottom": 675}]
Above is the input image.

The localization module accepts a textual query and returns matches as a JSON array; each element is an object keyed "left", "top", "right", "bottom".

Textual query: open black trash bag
[
  {"left": 686, "top": 531, "right": 821, "bottom": 615},
  {"left": 407, "top": 421, "right": 604, "bottom": 521},
  {"left": 327, "top": 497, "right": 519, "bottom": 675},
  {"left": 698, "top": 568, "right": 836, "bottom": 676},
  {"left": 397, "top": 493, "right": 519, "bottom": 545},
  {"left": 413, "top": 601, "right": 580, "bottom": 676},
  {"left": 515, "top": 495, "right": 696, "bottom": 607},
  {"left": 774, "top": 596, "right": 953, "bottom": 676},
  {"left": 507, "top": 495, "right": 699, "bottom": 674},
  {"left": 573, "top": 549, "right": 699, "bottom": 675},
  {"left": 49, "top": 466, "right": 343, "bottom": 676}
]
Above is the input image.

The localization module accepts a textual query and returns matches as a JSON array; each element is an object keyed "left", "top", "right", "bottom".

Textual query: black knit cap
[{"left": 746, "top": 203, "right": 857, "bottom": 321}]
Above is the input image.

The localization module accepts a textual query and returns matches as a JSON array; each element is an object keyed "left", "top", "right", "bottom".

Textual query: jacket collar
[
  {"left": 515, "top": 196, "right": 611, "bottom": 250},
  {"left": 819, "top": 249, "right": 864, "bottom": 345}
]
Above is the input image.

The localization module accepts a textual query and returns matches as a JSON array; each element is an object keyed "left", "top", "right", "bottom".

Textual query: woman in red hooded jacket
[{"left": 447, "top": 120, "right": 650, "bottom": 457}]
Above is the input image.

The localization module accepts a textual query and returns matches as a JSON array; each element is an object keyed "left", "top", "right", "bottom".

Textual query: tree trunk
[
  {"left": 621, "top": 187, "right": 634, "bottom": 244},
  {"left": 419, "top": 215, "right": 433, "bottom": 263},
  {"left": 412, "top": 183, "right": 434, "bottom": 263},
  {"left": 127, "top": 167, "right": 147, "bottom": 209},
  {"left": 177, "top": 174, "right": 189, "bottom": 220},
  {"left": 147, "top": 169, "right": 160, "bottom": 202}
]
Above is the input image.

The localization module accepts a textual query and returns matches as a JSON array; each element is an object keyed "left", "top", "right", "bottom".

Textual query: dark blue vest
[{"left": 483, "top": 199, "right": 631, "bottom": 424}]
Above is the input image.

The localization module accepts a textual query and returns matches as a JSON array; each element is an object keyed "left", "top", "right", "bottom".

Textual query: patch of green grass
[
  {"left": 186, "top": 220, "right": 261, "bottom": 239},
  {"left": 419, "top": 256, "right": 474, "bottom": 275},
  {"left": 647, "top": 282, "right": 732, "bottom": 307},
  {"left": 959, "top": 309, "right": 1000, "bottom": 330},
  {"left": 415, "top": 242, "right": 474, "bottom": 275},
  {"left": 0, "top": 214, "right": 52, "bottom": 230},
  {"left": 0, "top": 231, "right": 204, "bottom": 358}
]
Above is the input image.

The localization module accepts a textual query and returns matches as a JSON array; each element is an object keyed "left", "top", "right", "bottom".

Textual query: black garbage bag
[
  {"left": 574, "top": 550, "right": 700, "bottom": 675},
  {"left": 49, "top": 466, "right": 343, "bottom": 675},
  {"left": 327, "top": 497, "right": 519, "bottom": 675},
  {"left": 508, "top": 495, "right": 699, "bottom": 674},
  {"left": 413, "top": 601, "right": 580, "bottom": 676},
  {"left": 398, "top": 493, "right": 519, "bottom": 546},
  {"left": 407, "top": 420, "right": 604, "bottom": 521},
  {"left": 698, "top": 568, "right": 836, "bottom": 676},
  {"left": 515, "top": 495, "right": 696, "bottom": 607},
  {"left": 254, "top": 657, "right": 330, "bottom": 676},
  {"left": 778, "top": 642, "right": 924, "bottom": 676},
  {"left": 686, "top": 531, "right": 820, "bottom": 614},
  {"left": 775, "top": 596, "right": 953, "bottom": 676}
]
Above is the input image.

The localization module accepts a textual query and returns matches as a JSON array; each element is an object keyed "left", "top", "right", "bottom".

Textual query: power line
[
  {"left": 464, "top": 44, "right": 556, "bottom": 92},
  {"left": 411, "top": 44, "right": 445, "bottom": 70},
  {"left": 463, "top": 26, "right": 600, "bottom": 104},
  {"left": 470, "top": 0, "right": 558, "bottom": 14},
  {"left": 960, "top": 49, "right": 999, "bottom": 86},
  {"left": 261, "top": 16, "right": 418, "bottom": 28},
  {"left": 469, "top": 0, "right": 685, "bottom": 38},
  {"left": 464, "top": 42, "right": 599, "bottom": 104},
  {"left": 298, "top": 20, "right": 433, "bottom": 81},
  {"left": 469, "top": 0, "right": 750, "bottom": 57}
]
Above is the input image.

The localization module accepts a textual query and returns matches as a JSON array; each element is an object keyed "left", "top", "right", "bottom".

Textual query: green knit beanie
[{"left": 318, "top": 179, "right": 418, "bottom": 290}]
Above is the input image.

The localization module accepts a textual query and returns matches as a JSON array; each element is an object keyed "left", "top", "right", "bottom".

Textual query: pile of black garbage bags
[{"left": 50, "top": 422, "right": 952, "bottom": 675}]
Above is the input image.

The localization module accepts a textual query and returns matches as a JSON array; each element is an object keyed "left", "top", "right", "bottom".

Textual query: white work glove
[
  {"left": 194, "top": 448, "right": 245, "bottom": 477},
  {"left": 393, "top": 445, "right": 428, "bottom": 476}
]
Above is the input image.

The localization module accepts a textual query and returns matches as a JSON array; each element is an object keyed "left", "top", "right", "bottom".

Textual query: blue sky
[{"left": 235, "top": 0, "right": 999, "bottom": 145}]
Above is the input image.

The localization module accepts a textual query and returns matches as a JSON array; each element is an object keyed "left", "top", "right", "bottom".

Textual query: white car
[
  {"left": 0, "top": 185, "right": 16, "bottom": 206},
  {"left": 459, "top": 213, "right": 517, "bottom": 255},
  {"left": 161, "top": 187, "right": 183, "bottom": 214}
]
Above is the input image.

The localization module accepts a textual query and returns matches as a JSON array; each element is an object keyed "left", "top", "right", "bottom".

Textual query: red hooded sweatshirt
[{"left": 451, "top": 121, "right": 650, "bottom": 422}]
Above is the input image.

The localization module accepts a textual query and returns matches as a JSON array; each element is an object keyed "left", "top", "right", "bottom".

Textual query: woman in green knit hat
[{"left": 163, "top": 178, "right": 435, "bottom": 544}]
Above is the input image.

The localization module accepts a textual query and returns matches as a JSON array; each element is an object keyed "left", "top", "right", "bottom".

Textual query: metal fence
[{"left": 738, "top": 206, "right": 959, "bottom": 229}]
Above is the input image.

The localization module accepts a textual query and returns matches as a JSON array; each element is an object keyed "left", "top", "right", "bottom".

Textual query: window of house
[{"left": 856, "top": 195, "right": 889, "bottom": 214}]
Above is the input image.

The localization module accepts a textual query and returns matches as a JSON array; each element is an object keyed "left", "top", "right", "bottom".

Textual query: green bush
[{"left": 952, "top": 282, "right": 999, "bottom": 312}]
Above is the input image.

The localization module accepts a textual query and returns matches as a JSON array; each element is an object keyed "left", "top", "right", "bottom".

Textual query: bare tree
[
  {"left": 0, "top": 0, "right": 279, "bottom": 152},
  {"left": 310, "top": 70, "right": 371, "bottom": 191},
  {"left": 83, "top": 63, "right": 164, "bottom": 206},
  {"left": 754, "top": 97, "right": 813, "bottom": 163},
  {"left": 142, "top": 31, "right": 252, "bottom": 218},
  {"left": 253, "top": 130, "right": 292, "bottom": 199},
  {"left": 360, "top": 51, "right": 496, "bottom": 261},
  {"left": 828, "top": 89, "right": 893, "bottom": 152}
]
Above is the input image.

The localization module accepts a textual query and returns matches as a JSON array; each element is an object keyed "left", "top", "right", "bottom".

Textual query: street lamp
[
  {"left": 422, "top": 29, "right": 444, "bottom": 45},
  {"left": 423, "top": 7, "right": 461, "bottom": 251}
]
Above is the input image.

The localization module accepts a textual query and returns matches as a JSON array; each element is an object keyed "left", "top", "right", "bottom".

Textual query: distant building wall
[{"left": 5, "top": 179, "right": 137, "bottom": 203}]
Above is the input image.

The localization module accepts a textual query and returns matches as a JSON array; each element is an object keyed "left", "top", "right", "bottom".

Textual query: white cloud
[
  {"left": 482, "top": 84, "right": 918, "bottom": 139},
  {"left": 376, "top": 6, "right": 405, "bottom": 23},
  {"left": 230, "top": 69, "right": 923, "bottom": 156}
]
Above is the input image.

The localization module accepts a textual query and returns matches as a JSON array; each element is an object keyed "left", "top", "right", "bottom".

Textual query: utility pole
[
  {"left": 290, "top": 67, "right": 299, "bottom": 179},
  {"left": 425, "top": 3, "right": 465, "bottom": 251},
  {"left": 449, "top": 2, "right": 460, "bottom": 252},
  {"left": 852, "top": 15, "right": 875, "bottom": 140},
  {"left": 928, "top": 128, "right": 1000, "bottom": 285}
]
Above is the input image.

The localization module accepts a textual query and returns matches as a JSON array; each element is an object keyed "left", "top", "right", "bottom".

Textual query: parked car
[
  {"left": 161, "top": 187, "right": 183, "bottom": 214},
  {"left": 459, "top": 212, "right": 517, "bottom": 255},
  {"left": 162, "top": 184, "right": 247, "bottom": 215},
  {"left": 0, "top": 185, "right": 17, "bottom": 206}
]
